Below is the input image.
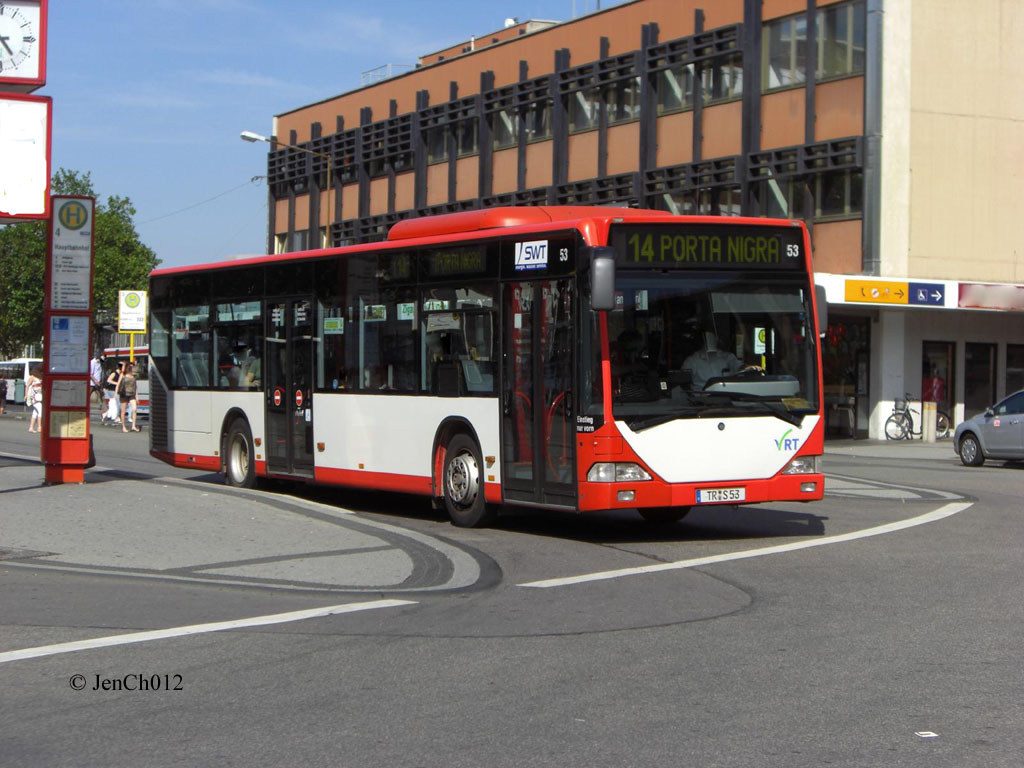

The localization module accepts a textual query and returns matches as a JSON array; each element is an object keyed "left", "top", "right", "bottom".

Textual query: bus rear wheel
[
  {"left": 638, "top": 506, "right": 691, "bottom": 524},
  {"left": 225, "top": 418, "right": 256, "bottom": 489},
  {"left": 442, "top": 434, "right": 497, "bottom": 528}
]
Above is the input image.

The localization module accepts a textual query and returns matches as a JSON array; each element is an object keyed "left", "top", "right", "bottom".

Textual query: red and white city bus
[{"left": 148, "top": 207, "right": 825, "bottom": 526}]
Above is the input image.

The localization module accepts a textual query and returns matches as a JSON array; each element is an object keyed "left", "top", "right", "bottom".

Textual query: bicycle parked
[{"left": 884, "top": 392, "right": 951, "bottom": 440}]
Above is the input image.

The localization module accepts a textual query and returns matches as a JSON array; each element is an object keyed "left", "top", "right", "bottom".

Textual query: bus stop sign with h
[{"left": 43, "top": 196, "right": 96, "bottom": 484}]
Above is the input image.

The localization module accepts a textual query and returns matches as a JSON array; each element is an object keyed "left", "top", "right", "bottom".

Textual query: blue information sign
[{"left": 908, "top": 282, "right": 945, "bottom": 306}]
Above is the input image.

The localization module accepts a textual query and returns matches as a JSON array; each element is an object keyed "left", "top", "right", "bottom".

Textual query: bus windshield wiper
[
  {"left": 625, "top": 407, "right": 702, "bottom": 432},
  {"left": 740, "top": 398, "right": 805, "bottom": 427},
  {"left": 688, "top": 391, "right": 806, "bottom": 427}
]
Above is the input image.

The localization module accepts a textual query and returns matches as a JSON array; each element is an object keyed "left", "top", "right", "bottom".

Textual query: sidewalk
[
  {"left": 0, "top": 450, "right": 479, "bottom": 595},
  {"left": 825, "top": 436, "right": 956, "bottom": 462}
]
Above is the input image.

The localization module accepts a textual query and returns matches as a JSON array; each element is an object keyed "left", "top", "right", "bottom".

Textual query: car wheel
[
  {"left": 442, "top": 434, "right": 498, "bottom": 527},
  {"left": 958, "top": 433, "right": 985, "bottom": 467}
]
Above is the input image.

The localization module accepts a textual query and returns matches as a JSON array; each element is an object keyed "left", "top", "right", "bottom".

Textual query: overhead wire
[{"left": 138, "top": 176, "right": 265, "bottom": 225}]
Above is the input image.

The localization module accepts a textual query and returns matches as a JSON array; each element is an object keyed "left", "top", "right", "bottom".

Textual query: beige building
[{"left": 254, "top": 0, "right": 1024, "bottom": 438}]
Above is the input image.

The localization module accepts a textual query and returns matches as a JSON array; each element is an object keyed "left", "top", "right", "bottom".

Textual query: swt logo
[
  {"left": 514, "top": 240, "right": 548, "bottom": 271},
  {"left": 775, "top": 429, "right": 801, "bottom": 451}
]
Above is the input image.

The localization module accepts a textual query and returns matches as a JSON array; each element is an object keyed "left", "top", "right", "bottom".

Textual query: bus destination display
[{"left": 611, "top": 224, "right": 804, "bottom": 270}]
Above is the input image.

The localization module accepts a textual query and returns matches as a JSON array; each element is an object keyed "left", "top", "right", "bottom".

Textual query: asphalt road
[{"left": 1, "top": 407, "right": 1021, "bottom": 767}]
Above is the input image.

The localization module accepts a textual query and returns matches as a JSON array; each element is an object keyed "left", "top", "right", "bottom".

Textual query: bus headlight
[
  {"left": 782, "top": 455, "right": 822, "bottom": 474},
  {"left": 587, "top": 463, "right": 653, "bottom": 482}
]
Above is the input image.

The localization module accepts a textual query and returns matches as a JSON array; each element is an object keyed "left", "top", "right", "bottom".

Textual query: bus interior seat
[{"left": 434, "top": 362, "right": 463, "bottom": 396}]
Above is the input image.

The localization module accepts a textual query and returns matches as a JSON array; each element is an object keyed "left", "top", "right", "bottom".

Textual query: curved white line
[{"left": 519, "top": 502, "right": 973, "bottom": 589}]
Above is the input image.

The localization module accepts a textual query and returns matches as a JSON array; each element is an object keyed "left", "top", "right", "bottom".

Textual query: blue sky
[{"left": 45, "top": 0, "right": 625, "bottom": 269}]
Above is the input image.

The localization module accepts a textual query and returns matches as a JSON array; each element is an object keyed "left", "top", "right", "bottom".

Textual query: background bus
[
  {"left": 101, "top": 346, "right": 150, "bottom": 417},
  {"left": 148, "top": 207, "right": 825, "bottom": 527},
  {"left": 0, "top": 358, "right": 43, "bottom": 407}
]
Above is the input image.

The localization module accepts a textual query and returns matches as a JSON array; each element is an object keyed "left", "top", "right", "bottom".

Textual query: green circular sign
[
  {"left": 125, "top": 292, "right": 141, "bottom": 309},
  {"left": 58, "top": 200, "right": 89, "bottom": 230}
]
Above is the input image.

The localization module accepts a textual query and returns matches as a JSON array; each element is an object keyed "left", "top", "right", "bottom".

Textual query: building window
[
  {"left": 1007, "top": 344, "right": 1024, "bottom": 394},
  {"left": 456, "top": 112, "right": 479, "bottom": 157},
  {"left": 524, "top": 98, "right": 552, "bottom": 141},
  {"left": 606, "top": 75, "right": 641, "bottom": 125},
  {"left": 656, "top": 62, "right": 695, "bottom": 114},
  {"left": 491, "top": 107, "right": 517, "bottom": 149},
  {"left": 568, "top": 86, "right": 600, "bottom": 133},
  {"left": 752, "top": 177, "right": 808, "bottom": 219},
  {"left": 274, "top": 233, "right": 287, "bottom": 254},
  {"left": 762, "top": 14, "right": 807, "bottom": 91},
  {"left": 660, "top": 190, "right": 697, "bottom": 215},
  {"left": 658, "top": 186, "right": 741, "bottom": 217},
  {"left": 817, "top": 1, "right": 866, "bottom": 80},
  {"left": 702, "top": 52, "right": 743, "bottom": 104},
  {"left": 814, "top": 169, "right": 862, "bottom": 219},
  {"left": 425, "top": 122, "right": 448, "bottom": 164},
  {"left": 290, "top": 229, "right": 309, "bottom": 252},
  {"left": 965, "top": 342, "right": 997, "bottom": 415},
  {"left": 922, "top": 340, "right": 954, "bottom": 414},
  {"left": 699, "top": 186, "right": 742, "bottom": 216}
]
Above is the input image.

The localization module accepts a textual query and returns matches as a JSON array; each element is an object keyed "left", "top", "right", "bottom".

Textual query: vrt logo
[
  {"left": 774, "top": 429, "right": 801, "bottom": 451},
  {"left": 58, "top": 200, "right": 89, "bottom": 230}
]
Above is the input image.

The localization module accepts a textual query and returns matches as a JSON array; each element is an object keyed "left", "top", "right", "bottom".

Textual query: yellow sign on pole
[
  {"left": 844, "top": 279, "right": 910, "bottom": 305},
  {"left": 118, "top": 290, "right": 148, "bottom": 333}
]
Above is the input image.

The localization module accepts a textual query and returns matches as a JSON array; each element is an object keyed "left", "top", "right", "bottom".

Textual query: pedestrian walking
[
  {"left": 118, "top": 362, "right": 140, "bottom": 432},
  {"left": 90, "top": 354, "right": 104, "bottom": 407},
  {"left": 26, "top": 365, "right": 43, "bottom": 433},
  {"left": 103, "top": 363, "right": 122, "bottom": 425},
  {"left": 0, "top": 377, "right": 7, "bottom": 415}
]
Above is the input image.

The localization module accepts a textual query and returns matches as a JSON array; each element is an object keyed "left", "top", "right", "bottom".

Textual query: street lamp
[{"left": 240, "top": 130, "right": 333, "bottom": 244}]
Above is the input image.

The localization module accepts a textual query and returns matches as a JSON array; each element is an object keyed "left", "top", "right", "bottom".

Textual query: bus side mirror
[
  {"left": 588, "top": 246, "right": 616, "bottom": 311},
  {"left": 815, "top": 283, "right": 828, "bottom": 338}
]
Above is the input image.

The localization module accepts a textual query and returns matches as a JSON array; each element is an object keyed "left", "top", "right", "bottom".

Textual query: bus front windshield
[{"left": 589, "top": 271, "right": 819, "bottom": 430}]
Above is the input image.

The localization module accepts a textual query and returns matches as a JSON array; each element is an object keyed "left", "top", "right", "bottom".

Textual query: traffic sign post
[
  {"left": 118, "top": 290, "right": 148, "bottom": 361},
  {"left": 42, "top": 196, "right": 95, "bottom": 483}
]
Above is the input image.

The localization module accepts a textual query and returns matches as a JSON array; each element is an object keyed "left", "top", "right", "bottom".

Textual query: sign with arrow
[
  {"left": 844, "top": 279, "right": 910, "bottom": 305},
  {"left": 908, "top": 282, "right": 945, "bottom": 306}
]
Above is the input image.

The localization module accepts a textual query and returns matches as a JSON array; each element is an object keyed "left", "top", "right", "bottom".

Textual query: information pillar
[{"left": 42, "top": 196, "right": 95, "bottom": 483}]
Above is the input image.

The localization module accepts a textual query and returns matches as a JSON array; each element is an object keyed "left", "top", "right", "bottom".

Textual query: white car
[{"left": 953, "top": 389, "right": 1024, "bottom": 466}]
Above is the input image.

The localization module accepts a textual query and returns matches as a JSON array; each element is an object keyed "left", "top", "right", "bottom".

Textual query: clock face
[{"left": 0, "top": 1, "right": 40, "bottom": 78}]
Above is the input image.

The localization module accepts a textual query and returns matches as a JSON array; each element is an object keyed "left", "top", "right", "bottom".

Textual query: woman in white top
[{"left": 26, "top": 365, "right": 43, "bottom": 433}]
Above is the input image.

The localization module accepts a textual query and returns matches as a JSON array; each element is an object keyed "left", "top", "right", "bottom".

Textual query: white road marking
[
  {"left": 519, "top": 502, "right": 973, "bottom": 589},
  {"left": 0, "top": 599, "right": 416, "bottom": 664}
]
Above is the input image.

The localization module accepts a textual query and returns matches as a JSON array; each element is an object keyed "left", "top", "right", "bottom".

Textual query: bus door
[
  {"left": 265, "top": 297, "right": 315, "bottom": 478},
  {"left": 502, "top": 279, "right": 576, "bottom": 507}
]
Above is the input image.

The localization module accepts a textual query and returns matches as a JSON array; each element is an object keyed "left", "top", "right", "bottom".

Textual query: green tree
[{"left": 0, "top": 169, "right": 159, "bottom": 357}]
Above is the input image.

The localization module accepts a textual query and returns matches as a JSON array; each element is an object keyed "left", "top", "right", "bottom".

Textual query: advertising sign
[{"left": 0, "top": 93, "right": 52, "bottom": 220}]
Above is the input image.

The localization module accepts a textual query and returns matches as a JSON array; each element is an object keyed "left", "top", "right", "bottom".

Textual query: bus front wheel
[
  {"left": 442, "top": 434, "right": 497, "bottom": 528},
  {"left": 225, "top": 418, "right": 256, "bottom": 489}
]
